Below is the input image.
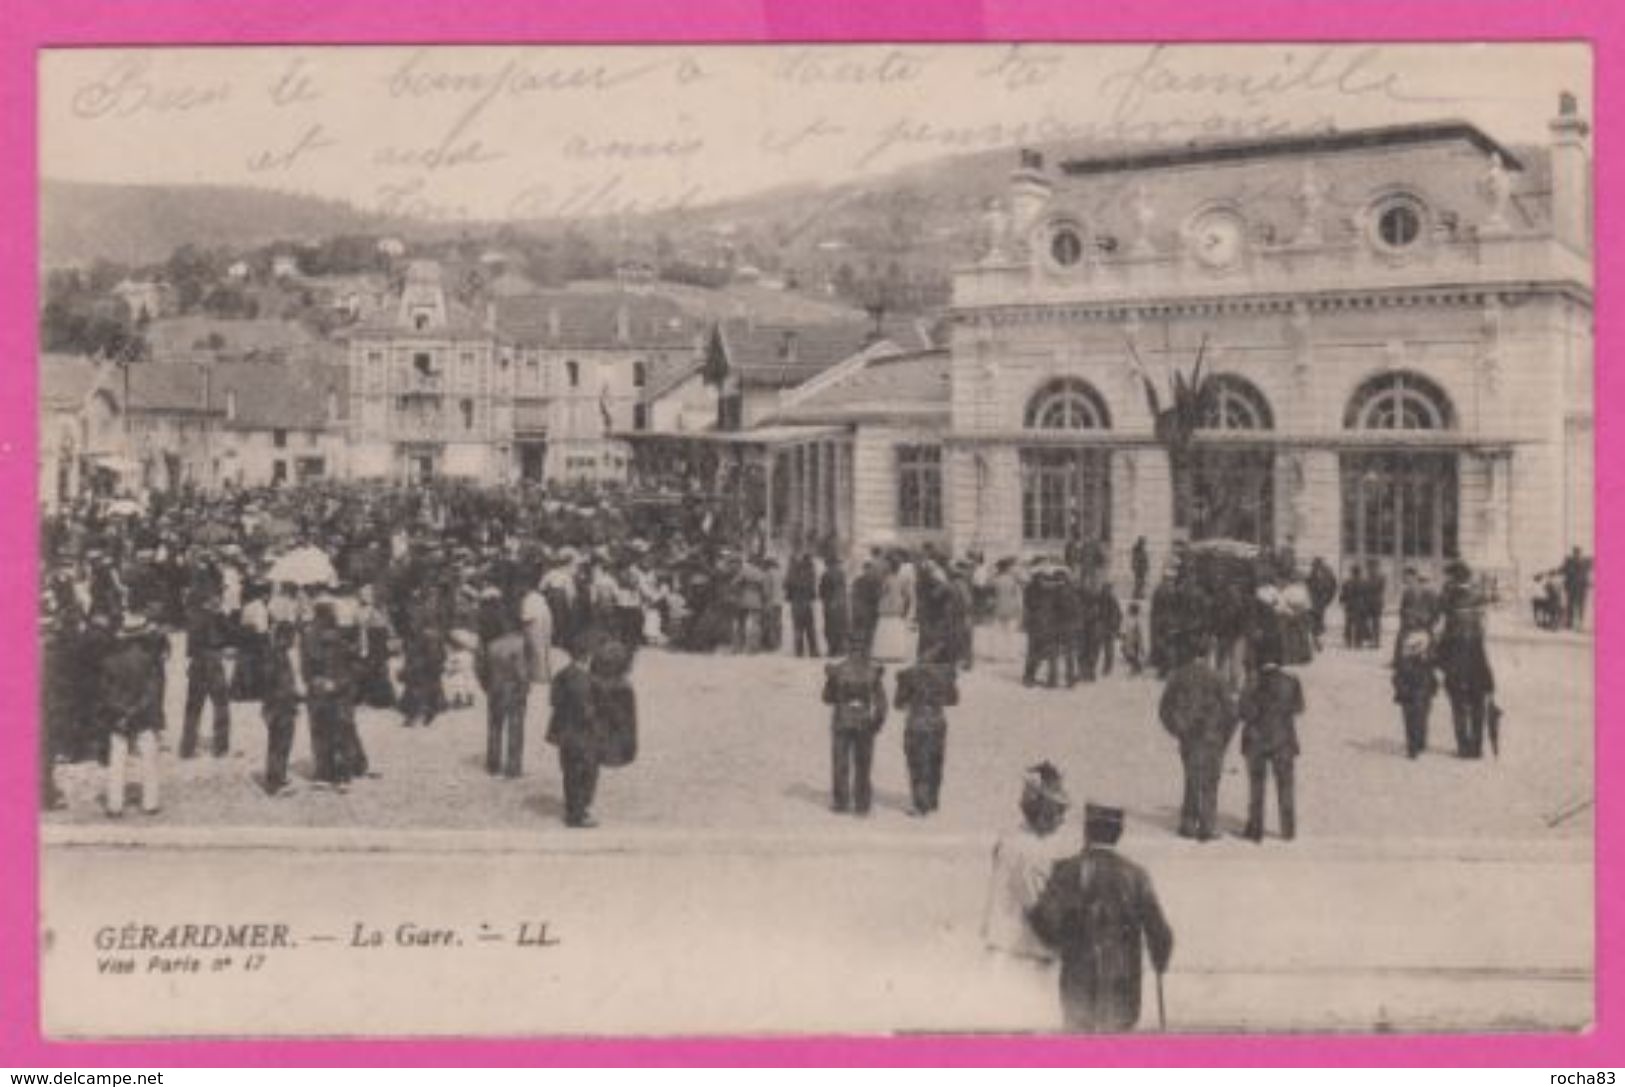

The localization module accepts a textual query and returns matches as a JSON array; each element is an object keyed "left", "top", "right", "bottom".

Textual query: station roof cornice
[{"left": 1058, "top": 121, "right": 1525, "bottom": 178}]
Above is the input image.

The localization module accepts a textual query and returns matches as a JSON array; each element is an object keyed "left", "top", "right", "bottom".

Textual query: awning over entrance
[{"left": 616, "top": 424, "right": 847, "bottom": 448}]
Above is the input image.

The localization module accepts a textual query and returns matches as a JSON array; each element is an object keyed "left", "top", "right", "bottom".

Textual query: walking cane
[{"left": 1156, "top": 971, "right": 1167, "bottom": 1032}]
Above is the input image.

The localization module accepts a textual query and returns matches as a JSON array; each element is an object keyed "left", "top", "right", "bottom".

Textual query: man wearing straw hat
[{"left": 1029, "top": 804, "right": 1174, "bottom": 1032}]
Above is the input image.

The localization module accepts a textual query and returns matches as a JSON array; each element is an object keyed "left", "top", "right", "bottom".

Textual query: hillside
[
  {"left": 40, "top": 137, "right": 1116, "bottom": 287},
  {"left": 40, "top": 180, "right": 409, "bottom": 268}
]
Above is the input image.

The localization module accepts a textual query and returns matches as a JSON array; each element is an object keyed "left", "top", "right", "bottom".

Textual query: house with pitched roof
[{"left": 495, "top": 289, "right": 700, "bottom": 482}]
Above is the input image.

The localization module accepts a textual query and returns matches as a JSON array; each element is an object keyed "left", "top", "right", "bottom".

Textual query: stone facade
[
  {"left": 923, "top": 113, "right": 1593, "bottom": 592},
  {"left": 345, "top": 262, "right": 516, "bottom": 485}
]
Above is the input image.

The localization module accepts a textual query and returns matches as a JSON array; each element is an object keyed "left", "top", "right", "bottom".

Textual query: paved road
[
  {"left": 45, "top": 632, "right": 1594, "bottom": 842},
  {"left": 42, "top": 836, "right": 1591, "bottom": 1037}
]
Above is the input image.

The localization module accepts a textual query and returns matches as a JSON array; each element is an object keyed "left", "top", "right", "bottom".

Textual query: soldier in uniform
[
  {"left": 1237, "top": 654, "right": 1305, "bottom": 842},
  {"left": 1029, "top": 804, "right": 1175, "bottom": 1032},
  {"left": 179, "top": 590, "right": 233, "bottom": 759},
  {"left": 821, "top": 643, "right": 887, "bottom": 816},
  {"left": 893, "top": 645, "right": 960, "bottom": 815},
  {"left": 548, "top": 639, "right": 602, "bottom": 828},
  {"left": 1158, "top": 637, "right": 1237, "bottom": 841}
]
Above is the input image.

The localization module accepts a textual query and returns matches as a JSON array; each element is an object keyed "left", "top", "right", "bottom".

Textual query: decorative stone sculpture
[
  {"left": 982, "top": 197, "right": 1012, "bottom": 263},
  {"left": 1296, "top": 164, "right": 1326, "bottom": 245},
  {"left": 1482, "top": 152, "right": 1513, "bottom": 232},
  {"left": 1131, "top": 183, "right": 1157, "bottom": 256}
]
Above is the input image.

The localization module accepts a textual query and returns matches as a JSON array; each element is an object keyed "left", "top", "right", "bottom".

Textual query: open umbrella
[
  {"left": 104, "top": 498, "right": 144, "bottom": 518},
  {"left": 267, "top": 545, "right": 338, "bottom": 587}
]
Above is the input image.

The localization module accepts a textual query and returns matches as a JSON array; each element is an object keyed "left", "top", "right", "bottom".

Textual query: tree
[{"left": 1125, "top": 334, "right": 1219, "bottom": 539}]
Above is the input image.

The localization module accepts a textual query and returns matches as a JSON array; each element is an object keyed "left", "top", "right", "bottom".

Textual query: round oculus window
[
  {"left": 1376, "top": 202, "right": 1422, "bottom": 249},
  {"left": 1050, "top": 226, "right": 1083, "bottom": 267}
]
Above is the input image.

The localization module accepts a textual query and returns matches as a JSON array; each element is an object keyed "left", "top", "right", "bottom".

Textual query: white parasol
[{"left": 266, "top": 545, "right": 338, "bottom": 587}]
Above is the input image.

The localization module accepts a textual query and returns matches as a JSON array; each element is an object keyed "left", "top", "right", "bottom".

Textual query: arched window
[
  {"left": 1023, "top": 378, "right": 1111, "bottom": 430},
  {"left": 1344, "top": 371, "right": 1455, "bottom": 431},
  {"left": 1200, "top": 374, "right": 1274, "bottom": 430}
]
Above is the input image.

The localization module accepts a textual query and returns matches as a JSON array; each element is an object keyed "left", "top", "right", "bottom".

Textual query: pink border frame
[{"left": 1, "top": 0, "right": 1617, "bottom": 1067}]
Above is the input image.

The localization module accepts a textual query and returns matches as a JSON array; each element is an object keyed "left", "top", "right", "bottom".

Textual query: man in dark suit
[
  {"left": 1563, "top": 547, "right": 1592, "bottom": 631},
  {"left": 548, "top": 642, "right": 601, "bottom": 827},
  {"left": 301, "top": 601, "right": 357, "bottom": 791},
  {"left": 1022, "top": 564, "right": 1059, "bottom": 688},
  {"left": 786, "top": 549, "right": 821, "bottom": 658},
  {"left": 1237, "top": 656, "right": 1305, "bottom": 842},
  {"left": 1436, "top": 561, "right": 1496, "bottom": 759},
  {"left": 1392, "top": 568, "right": 1441, "bottom": 666},
  {"left": 479, "top": 604, "right": 533, "bottom": 779},
  {"left": 1029, "top": 804, "right": 1174, "bottom": 1032},
  {"left": 894, "top": 647, "right": 959, "bottom": 815},
  {"left": 1158, "top": 639, "right": 1237, "bottom": 841},
  {"left": 260, "top": 621, "right": 302, "bottom": 796},
  {"left": 180, "top": 590, "right": 233, "bottom": 759},
  {"left": 822, "top": 644, "right": 887, "bottom": 815},
  {"left": 819, "top": 554, "right": 849, "bottom": 658},
  {"left": 848, "top": 556, "right": 883, "bottom": 658}
]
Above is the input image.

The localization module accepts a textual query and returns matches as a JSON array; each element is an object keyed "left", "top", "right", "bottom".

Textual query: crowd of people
[{"left": 40, "top": 477, "right": 1531, "bottom": 1031}]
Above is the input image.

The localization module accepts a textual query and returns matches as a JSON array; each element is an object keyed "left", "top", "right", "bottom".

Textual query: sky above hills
[{"left": 41, "top": 43, "right": 1590, "bottom": 224}]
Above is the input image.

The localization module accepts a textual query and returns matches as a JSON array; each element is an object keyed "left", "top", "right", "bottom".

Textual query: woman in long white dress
[{"left": 871, "top": 556, "right": 912, "bottom": 662}]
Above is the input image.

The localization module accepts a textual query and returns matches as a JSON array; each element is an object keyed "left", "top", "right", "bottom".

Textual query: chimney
[
  {"left": 1008, "top": 147, "right": 1054, "bottom": 244},
  {"left": 1548, "top": 91, "right": 1591, "bottom": 254}
]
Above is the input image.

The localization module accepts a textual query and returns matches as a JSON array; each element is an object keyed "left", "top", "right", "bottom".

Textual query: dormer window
[
  {"left": 225, "top": 390, "right": 238, "bottom": 423},
  {"left": 414, "top": 313, "right": 430, "bottom": 331},
  {"left": 633, "top": 360, "right": 647, "bottom": 388},
  {"left": 567, "top": 360, "right": 580, "bottom": 388},
  {"left": 778, "top": 331, "right": 797, "bottom": 361}
]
